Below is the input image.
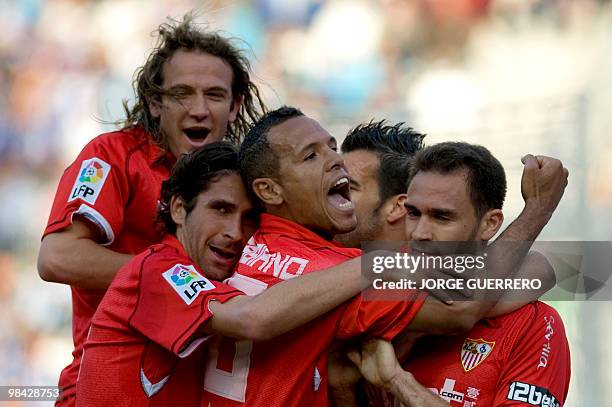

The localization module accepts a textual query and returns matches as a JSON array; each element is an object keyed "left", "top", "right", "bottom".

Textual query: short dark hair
[
  {"left": 239, "top": 106, "right": 304, "bottom": 190},
  {"left": 342, "top": 120, "right": 425, "bottom": 206},
  {"left": 410, "top": 142, "right": 507, "bottom": 217},
  {"left": 123, "top": 12, "right": 266, "bottom": 148},
  {"left": 158, "top": 142, "right": 240, "bottom": 234}
]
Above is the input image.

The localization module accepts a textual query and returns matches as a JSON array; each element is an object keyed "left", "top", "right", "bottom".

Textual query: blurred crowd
[{"left": 1, "top": 0, "right": 612, "bottom": 405}]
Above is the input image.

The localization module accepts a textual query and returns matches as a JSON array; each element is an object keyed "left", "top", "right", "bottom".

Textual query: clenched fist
[{"left": 520, "top": 155, "right": 569, "bottom": 223}]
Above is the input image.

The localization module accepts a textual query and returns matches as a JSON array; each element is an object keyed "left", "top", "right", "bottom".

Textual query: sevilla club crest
[{"left": 461, "top": 338, "right": 495, "bottom": 372}]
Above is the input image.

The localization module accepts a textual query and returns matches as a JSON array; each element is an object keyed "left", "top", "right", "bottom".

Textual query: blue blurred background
[{"left": 1, "top": 0, "right": 611, "bottom": 405}]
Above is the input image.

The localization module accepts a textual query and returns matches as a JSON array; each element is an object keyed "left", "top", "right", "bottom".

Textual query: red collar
[
  {"left": 127, "top": 126, "right": 176, "bottom": 168},
  {"left": 161, "top": 234, "right": 188, "bottom": 257},
  {"left": 259, "top": 214, "right": 361, "bottom": 256}
]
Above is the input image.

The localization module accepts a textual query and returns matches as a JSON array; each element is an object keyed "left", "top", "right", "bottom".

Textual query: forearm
[
  {"left": 208, "top": 257, "right": 366, "bottom": 340},
  {"left": 484, "top": 251, "right": 554, "bottom": 317},
  {"left": 498, "top": 201, "right": 551, "bottom": 241},
  {"left": 386, "top": 370, "right": 450, "bottom": 407},
  {"left": 38, "top": 229, "right": 132, "bottom": 289},
  {"left": 475, "top": 203, "right": 551, "bottom": 311},
  {"left": 407, "top": 298, "right": 485, "bottom": 335},
  {"left": 393, "top": 331, "right": 426, "bottom": 362}
]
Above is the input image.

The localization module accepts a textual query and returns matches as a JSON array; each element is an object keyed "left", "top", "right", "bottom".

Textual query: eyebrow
[
  {"left": 404, "top": 202, "right": 418, "bottom": 211},
  {"left": 167, "top": 84, "right": 230, "bottom": 94},
  {"left": 204, "top": 86, "right": 230, "bottom": 94},
  {"left": 430, "top": 208, "right": 456, "bottom": 218},
  {"left": 298, "top": 136, "right": 337, "bottom": 155},
  {"left": 208, "top": 199, "right": 237, "bottom": 209},
  {"left": 404, "top": 202, "right": 456, "bottom": 217}
]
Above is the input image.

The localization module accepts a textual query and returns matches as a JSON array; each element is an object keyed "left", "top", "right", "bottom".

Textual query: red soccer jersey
[
  {"left": 76, "top": 235, "right": 242, "bottom": 407},
  {"left": 401, "top": 301, "right": 570, "bottom": 407},
  {"left": 201, "top": 214, "right": 426, "bottom": 407},
  {"left": 43, "top": 127, "right": 175, "bottom": 403}
]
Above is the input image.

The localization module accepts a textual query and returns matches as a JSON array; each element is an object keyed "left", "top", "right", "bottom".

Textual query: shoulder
[
  {"left": 138, "top": 243, "right": 194, "bottom": 274},
  {"left": 501, "top": 301, "right": 564, "bottom": 331},
  {"left": 81, "top": 128, "right": 152, "bottom": 156},
  {"left": 494, "top": 301, "right": 568, "bottom": 360},
  {"left": 69, "top": 128, "right": 159, "bottom": 179}
]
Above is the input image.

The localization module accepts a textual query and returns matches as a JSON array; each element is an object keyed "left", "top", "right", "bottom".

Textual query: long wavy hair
[{"left": 122, "top": 13, "right": 266, "bottom": 148}]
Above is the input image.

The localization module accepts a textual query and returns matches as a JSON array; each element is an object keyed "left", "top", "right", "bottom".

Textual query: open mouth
[
  {"left": 183, "top": 127, "right": 211, "bottom": 141},
  {"left": 209, "top": 245, "right": 238, "bottom": 262},
  {"left": 327, "top": 176, "right": 354, "bottom": 212}
]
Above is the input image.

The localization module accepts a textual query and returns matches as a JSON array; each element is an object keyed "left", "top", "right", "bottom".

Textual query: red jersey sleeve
[
  {"left": 494, "top": 303, "right": 570, "bottom": 407},
  {"left": 44, "top": 135, "right": 130, "bottom": 244},
  {"left": 335, "top": 290, "right": 427, "bottom": 341},
  {"left": 128, "top": 253, "right": 244, "bottom": 357}
]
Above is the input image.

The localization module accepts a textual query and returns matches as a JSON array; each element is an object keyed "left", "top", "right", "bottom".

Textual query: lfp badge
[
  {"left": 68, "top": 157, "right": 111, "bottom": 205},
  {"left": 461, "top": 338, "right": 495, "bottom": 372},
  {"left": 162, "top": 264, "right": 215, "bottom": 305}
]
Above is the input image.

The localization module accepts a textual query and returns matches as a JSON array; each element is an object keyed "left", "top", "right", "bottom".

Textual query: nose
[
  {"left": 223, "top": 214, "right": 245, "bottom": 243},
  {"left": 325, "top": 148, "right": 345, "bottom": 172},
  {"left": 411, "top": 217, "right": 433, "bottom": 241},
  {"left": 188, "top": 93, "right": 210, "bottom": 121}
]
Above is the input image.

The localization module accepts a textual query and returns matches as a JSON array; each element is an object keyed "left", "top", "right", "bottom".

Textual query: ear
[
  {"left": 478, "top": 209, "right": 504, "bottom": 241},
  {"left": 170, "top": 195, "right": 187, "bottom": 227},
  {"left": 228, "top": 94, "right": 244, "bottom": 123},
  {"left": 148, "top": 95, "right": 162, "bottom": 119},
  {"left": 252, "top": 178, "right": 284, "bottom": 206},
  {"left": 385, "top": 194, "right": 408, "bottom": 225}
]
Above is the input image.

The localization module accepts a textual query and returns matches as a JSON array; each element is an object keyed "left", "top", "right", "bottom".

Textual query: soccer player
[
  {"left": 335, "top": 120, "right": 425, "bottom": 248},
  {"left": 200, "top": 107, "right": 567, "bottom": 406},
  {"left": 37, "top": 14, "right": 266, "bottom": 406},
  {"left": 329, "top": 121, "right": 564, "bottom": 405},
  {"left": 76, "top": 142, "right": 394, "bottom": 406},
  {"left": 349, "top": 142, "right": 570, "bottom": 406}
]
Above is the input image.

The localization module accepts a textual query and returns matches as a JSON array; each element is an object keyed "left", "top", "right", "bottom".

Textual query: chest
[
  {"left": 404, "top": 330, "right": 508, "bottom": 406},
  {"left": 113, "top": 158, "right": 170, "bottom": 252}
]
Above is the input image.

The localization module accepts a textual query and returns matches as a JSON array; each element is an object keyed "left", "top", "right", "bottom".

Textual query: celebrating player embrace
[{"left": 36, "top": 12, "right": 572, "bottom": 407}]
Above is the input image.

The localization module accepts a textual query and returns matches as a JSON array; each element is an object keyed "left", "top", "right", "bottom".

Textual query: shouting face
[
  {"left": 150, "top": 49, "right": 241, "bottom": 157},
  {"left": 267, "top": 116, "right": 357, "bottom": 238}
]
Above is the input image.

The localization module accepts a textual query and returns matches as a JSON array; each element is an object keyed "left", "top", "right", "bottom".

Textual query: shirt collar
[
  {"left": 259, "top": 213, "right": 361, "bottom": 256},
  {"left": 129, "top": 126, "right": 176, "bottom": 168},
  {"left": 480, "top": 316, "right": 502, "bottom": 328},
  {"left": 161, "top": 234, "right": 188, "bottom": 257}
]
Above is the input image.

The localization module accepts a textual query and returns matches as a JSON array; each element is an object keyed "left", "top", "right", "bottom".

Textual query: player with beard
[
  {"left": 348, "top": 142, "right": 570, "bottom": 407},
  {"left": 37, "top": 14, "right": 266, "bottom": 406},
  {"left": 335, "top": 120, "right": 425, "bottom": 248},
  {"left": 200, "top": 108, "right": 566, "bottom": 407}
]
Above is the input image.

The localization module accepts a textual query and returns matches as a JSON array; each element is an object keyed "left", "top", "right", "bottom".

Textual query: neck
[
  {"left": 265, "top": 207, "right": 335, "bottom": 241},
  {"left": 378, "top": 222, "right": 409, "bottom": 242}
]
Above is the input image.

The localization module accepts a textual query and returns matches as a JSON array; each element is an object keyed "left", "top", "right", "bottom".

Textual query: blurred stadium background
[{"left": 1, "top": 0, "right": 611, "bottom": 405}]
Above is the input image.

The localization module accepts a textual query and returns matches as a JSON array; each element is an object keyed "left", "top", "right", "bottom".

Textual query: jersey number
[
  {"left": 203, "top": 337, "right": 252, "bottom": 402},
  {"left": 203, "top": 273, "right": 268, "bottom": 402}
]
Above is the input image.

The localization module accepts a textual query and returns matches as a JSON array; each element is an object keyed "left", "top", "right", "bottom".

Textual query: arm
[
  {"left": 472, "top": 155, "right": 567, "bottom": 315},
  {"left": 38, "top": 218, "right": 132, "bottom": 289},
  {"left": 485, "top": 251, "right": 555, "bottom": 317},
  {"left": 500, "top": 155, "right": 569, "bottom": 242},
  {"left": 38, "top": 139, "right": 136, "bottom": 289},
  {"left": 205, "top": 256, "right": 369, "bottom": 341},
  {"left": 328, "top": 341, "right": 363, "bottom": 407},
  {"left": 348, "top": 339, "right": 450, "bottom": 407}
]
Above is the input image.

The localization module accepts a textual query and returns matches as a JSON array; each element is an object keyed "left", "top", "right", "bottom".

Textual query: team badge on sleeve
[
  {"left": 68, "top": 158, "right": 111, "bottom": 205},
  {"left": 162, "top": 264, "right": 215, "bottom": 305},
  {"left": 461, "top": 338, "right": 495, "bottom": 372}
]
